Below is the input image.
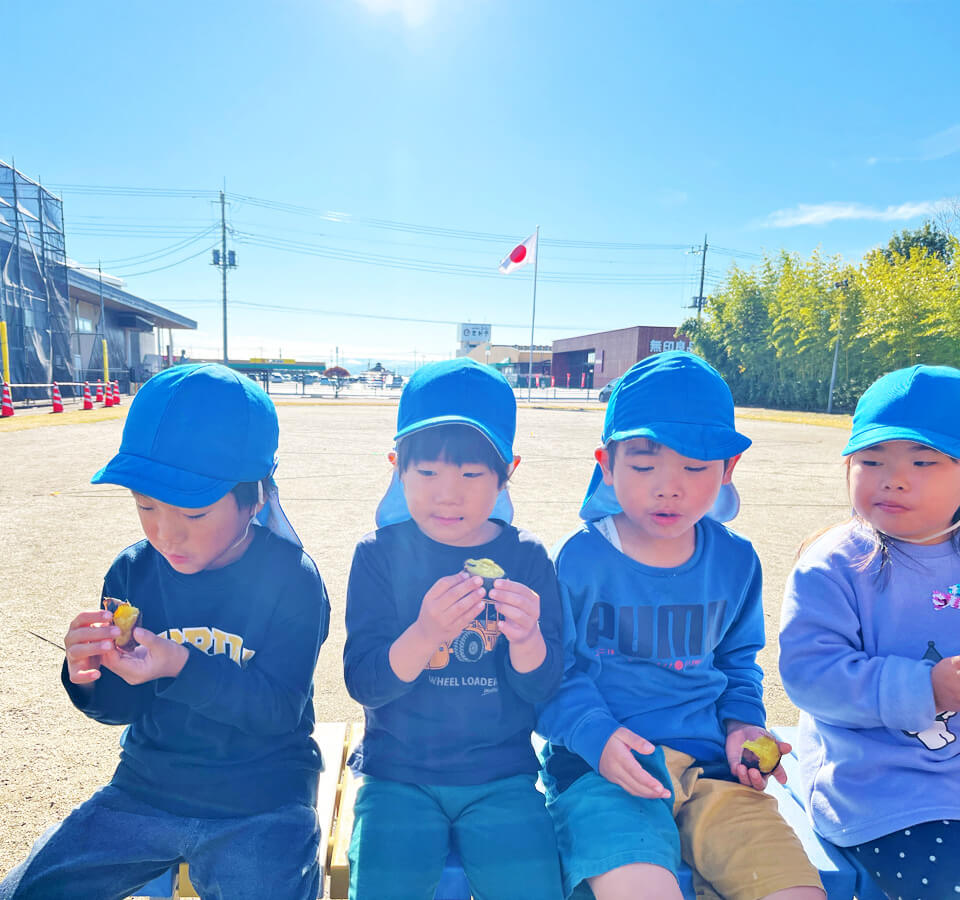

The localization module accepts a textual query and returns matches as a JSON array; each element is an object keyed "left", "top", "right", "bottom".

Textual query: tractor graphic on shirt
[{"left": 426, "top": 601, "right": 502, "bottom": 669}]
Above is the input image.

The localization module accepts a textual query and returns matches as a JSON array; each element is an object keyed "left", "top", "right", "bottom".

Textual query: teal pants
[{"left": 348, "top": 773, "right": 564, "bottom": 900}]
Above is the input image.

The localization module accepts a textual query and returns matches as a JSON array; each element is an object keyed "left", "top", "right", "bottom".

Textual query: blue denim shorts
[{"left": 544, "top": 747, "right": 679, "bottom": 899}]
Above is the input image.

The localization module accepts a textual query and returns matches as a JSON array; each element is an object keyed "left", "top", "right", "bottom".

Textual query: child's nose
[
  {"left": 881, "top": 463, "right": 909, "bottom": 490},
  {"left": 654, "top": 477, "right": 682, "bottom": 498},
  {"left": 154, "top": 512, "right": 186, "bottom": 544},
  {"left": 434, "top": 474, "right": 461, "bottom": 502}
]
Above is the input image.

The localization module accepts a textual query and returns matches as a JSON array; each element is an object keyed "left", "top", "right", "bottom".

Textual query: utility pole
[
  {"left": 220, "top": 192, "right": 228, "bottom": 364},
  {"left": 212, "top": 190, "right": 237, "bottom": 365},
  {"left": 827, "top": 278, "right": 849, "bottom": 414},
  {"left": 691, "top": 234, "right": 708, "bottom": 319}
]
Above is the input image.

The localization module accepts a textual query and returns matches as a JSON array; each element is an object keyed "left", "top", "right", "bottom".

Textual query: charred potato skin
[
  {"left": 740, "top": 734, "right": 782, "bottom": 775},
  {"left": 463, "top": 558, "right": 505, "bottom": 597},
  {"left": 102, "top": 597, "right": 141, "bottom": 652}
]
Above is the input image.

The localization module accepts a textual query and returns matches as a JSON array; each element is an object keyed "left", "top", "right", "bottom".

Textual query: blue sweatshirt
[
  {"left": 343, "top": 519, "right": 564, "bottom": 785},
  {"left": 780, "top": 521, "right": 960, "bottom": 846},
  {"left": 537, "top": 518, "right": 766, "bottom": 777},
  {"left": 62, "top": 527, "right": 330, "bottom": 818}
]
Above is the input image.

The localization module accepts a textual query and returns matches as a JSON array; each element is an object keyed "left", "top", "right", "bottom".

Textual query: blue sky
[{"left": 8, "top": 0, "right": 958, "bottom": 371}]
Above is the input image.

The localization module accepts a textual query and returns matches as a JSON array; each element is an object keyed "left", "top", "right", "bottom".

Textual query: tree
[
  {"left": 683, "top": 226, "right": 959, "bottom": 412},
  {"left": 883, "top": 222, "right": 953, "bottom": 265}
]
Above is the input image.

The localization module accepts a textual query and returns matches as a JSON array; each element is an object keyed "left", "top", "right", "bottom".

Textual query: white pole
[{"left": 527, "top": 225, "right": 540, "bottom": 402}]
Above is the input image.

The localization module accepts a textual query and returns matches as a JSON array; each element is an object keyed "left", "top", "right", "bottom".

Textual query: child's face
[
  {"left": 399, "top": 455, "right": 505, "bottom": 547},
  {"left": 599, "top": 439, "right": 733, "bottom": 558},
  {"left": 133, "top": 491, "right": 258, "bottom": 574},
  {"left": 849, "top": 440, "right": 960, "bottom": 543}
]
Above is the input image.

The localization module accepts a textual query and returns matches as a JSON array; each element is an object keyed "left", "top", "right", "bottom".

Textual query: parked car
[
  {"left": 269, "top": 372, "right": 284, "bottom": 383},
  {"left": 598, "top": 377, "right": 621, "bottom": 402}
]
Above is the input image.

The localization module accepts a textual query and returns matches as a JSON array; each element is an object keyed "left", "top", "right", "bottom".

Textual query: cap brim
[
  {"left": 375, "top": 467, "right": 514, "bottom": 529},
  {"left": 579, "top": 463, "right": 741, "bottom": 523},
  {"left": 605, "top": 423, "right": 751, "bottom": 461},
  {"left": 394, "top": 417, "right": 513, "bottom": 464},
  {"left": 843, "top": 425, "right": 960, "bottom": 458},
  {"left": 91, "top": 452, "right": 234, "bottom": 508}
]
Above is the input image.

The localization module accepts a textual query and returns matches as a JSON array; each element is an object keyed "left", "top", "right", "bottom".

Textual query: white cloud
[
  {"left": 865, "top": 123, "right": 960, "bottom": 166},
  {"left": 763, "top": 199, "right": 949, "bottom": 228},
  {"left": 354, "top": 0, "right": 437, "bottom": 26},
  {"left": 918, "top": 124, "right": 960, "bottom": 161}
]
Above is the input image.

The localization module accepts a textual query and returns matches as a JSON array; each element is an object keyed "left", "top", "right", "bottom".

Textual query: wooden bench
[
  {"left": 770, "top": 727, "right": 886, "bottom": 900},
  {"left": 134, "top": 724, "right": 878, "bottom": 900}
]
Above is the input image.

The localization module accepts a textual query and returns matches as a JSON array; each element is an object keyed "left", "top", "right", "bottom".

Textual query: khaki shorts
[{"left": 665, "top": 746, "right": 823, "bottom": 900}]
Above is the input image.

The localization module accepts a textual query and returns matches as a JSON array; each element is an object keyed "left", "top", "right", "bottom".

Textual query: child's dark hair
[
  {"left": 397, "top": 424, "right": 510, "bottom": 487},
  {"left": 231, "top": 475, "right": 276, "bottom": 508}
]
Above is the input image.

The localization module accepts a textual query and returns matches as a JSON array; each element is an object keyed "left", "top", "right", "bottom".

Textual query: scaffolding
[{"left": 0, "top": 160, "right": 71, "bottom": 400}]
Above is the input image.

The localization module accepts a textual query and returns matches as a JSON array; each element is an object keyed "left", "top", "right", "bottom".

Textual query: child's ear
[
  {"left": 595, "top": 445, "right": 614, "bottom": 485},
  {"left": 721, "top": 454, "right": 742, "bottom": 484}
]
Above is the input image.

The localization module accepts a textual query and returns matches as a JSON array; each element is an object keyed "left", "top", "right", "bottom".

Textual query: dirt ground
[{"left": 0, "top": 399, "right": 851, "bottom": 879}]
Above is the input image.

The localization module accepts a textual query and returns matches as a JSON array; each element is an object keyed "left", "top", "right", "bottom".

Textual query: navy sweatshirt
[
  {"left": 343, "top": 519, "right": 563, "bottom": 785},
  {"left": 63, "top": 527, "right": 330, "bottom": 817}
]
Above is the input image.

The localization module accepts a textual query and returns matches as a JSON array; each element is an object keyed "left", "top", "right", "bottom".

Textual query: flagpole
[{"left": 527, "top": 225, "right": 540, "bottom": 402}]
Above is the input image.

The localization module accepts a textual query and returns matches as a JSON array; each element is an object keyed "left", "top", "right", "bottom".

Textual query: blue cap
[
  {"left": 91, "top": 364, "right": 279, "bottom": 508},
  {"left": 580, "top": 351, "right": 751, "bottom": 521},
  {"left": 395, "top": 357, "right": 516, "bottom": 463},
  {"left": 843, "top": 364, "right": 960, "bottom": 458},
  {"left": 376, "top": 358, "right": 516, "bottom": 528}
]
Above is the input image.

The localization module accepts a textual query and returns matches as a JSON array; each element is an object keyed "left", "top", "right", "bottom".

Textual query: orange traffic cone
[
  {"left": 112, "top": 381, "right": 121, "bottom": 406},
  {"left": 1, "top": 382, "right": 13, "bottom": 418},
  {"left": 82, "top": 382, "right": 93, "bottom": 411},
  {"left": 51, "top": 381, "right": 64, "bottom": 413},
  {"left": 104, "top": 380, "right": 114, "bottom": 407},
  {"left": 95, "top": 381, "right": 104, "bottom": 403}
]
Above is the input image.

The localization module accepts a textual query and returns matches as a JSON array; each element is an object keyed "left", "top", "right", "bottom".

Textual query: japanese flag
[{"left": 499, "top": 232, "right": 537, "bottom": 274}]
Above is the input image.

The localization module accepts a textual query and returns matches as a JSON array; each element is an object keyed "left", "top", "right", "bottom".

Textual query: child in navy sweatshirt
[
  {"left": 1, "top": 364, "right": 330, "bottom": 900},
  {"left": 344, "top": 358, "right": 563, "bottom": 900}
]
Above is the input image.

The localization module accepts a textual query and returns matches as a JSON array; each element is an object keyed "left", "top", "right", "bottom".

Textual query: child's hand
[
  {"left": 725, "top": 722, "right": 789, "bottom": 790},
  {"left": 64, "top": 610, "right": 119, "bottom": 685},
  {"left": 414, "top": 573, "right": 486, "bottom": 647},
  {"left": 491, "top": 578, "right": 547, "bottom": 672},
  {"left": 932, "top": 656, "right": 960, "bottom": 712},
  {"left": 598, "top": 727, "right": 671, "bottom": 799},
  {"left": 490, "top": 579, "right": 541, "bottom": 644},
  {"left": 102, "top": 628, "right": 189, "bottom": 685}
]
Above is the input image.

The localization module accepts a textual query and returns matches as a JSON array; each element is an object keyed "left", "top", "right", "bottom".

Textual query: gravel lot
[{"left": 0, "top": 398, "right": 850, "bottom": 880}]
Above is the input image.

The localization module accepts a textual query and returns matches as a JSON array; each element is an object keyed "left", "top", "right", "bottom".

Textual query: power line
[
  {"left": 117, "top": 243, "right": 219, "bottom": 277},
  {"left": 49, "top": 180, "right": 734, "bottom": 254},
  {"left": 150, "top": 297, "right": 625, "bottom": 331},
  {"left": 234, "top": 230, "right": 701, "bottom": 284},
  {"left": 77, "top": 225, "right": 218, "bottom": 267}
]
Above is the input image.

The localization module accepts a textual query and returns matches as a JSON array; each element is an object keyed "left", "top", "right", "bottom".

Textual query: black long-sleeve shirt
[
  {"left": 343, "top": 519, "right": 563, "bottom": 785},
  {"left": 63, "top": 527, "right": 330, "bottom": 817}
]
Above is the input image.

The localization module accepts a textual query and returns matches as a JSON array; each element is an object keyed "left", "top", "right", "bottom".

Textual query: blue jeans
[
  {"left": 0, "top": 785, "right": 320, "bottom": 900},
  {"left": 348, "top": 773, "right": 564, "bottom": 900}
]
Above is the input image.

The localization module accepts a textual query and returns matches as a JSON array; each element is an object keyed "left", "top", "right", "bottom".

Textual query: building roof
[{"left": 68, "top": 265, "right": 197, "bottom": 330}]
